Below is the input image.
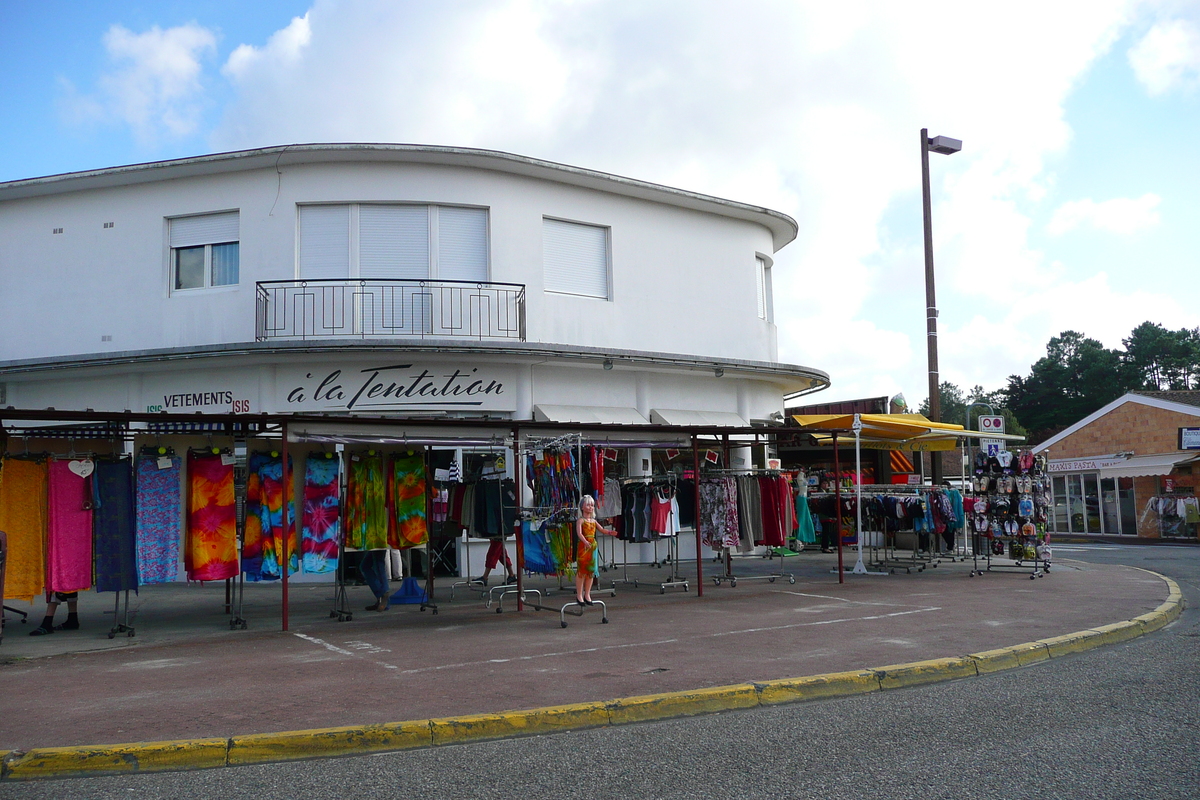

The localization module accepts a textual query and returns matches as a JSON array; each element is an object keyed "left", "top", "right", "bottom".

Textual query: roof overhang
[{"left": 0, "top": 143, "right": 800, "bottom": 252}]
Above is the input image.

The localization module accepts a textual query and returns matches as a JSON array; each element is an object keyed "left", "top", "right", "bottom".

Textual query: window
[
  {"left": 298, "top": 204, "right": 488, "bottom": 282},
  {"left": 756, "top": 256, "right": 773, "bottom": 322},
  {"left": 170, "top": 211, "right": 239, "bottom": 291},
  {"left": 543, "top": 218, "right": 610, "bottom": 299}
]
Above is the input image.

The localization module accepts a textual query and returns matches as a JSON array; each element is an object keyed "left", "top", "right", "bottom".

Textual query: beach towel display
[
  {"left": 347, "top": 452, "right": 387, "bottom": 550},
  {"left": 135, "top": 454, "right": 182, "bottom": 584},
  {"left": 302, "top": 454, "right": 340, "bottom": 574},
  {"left": 256, "top": 452, "right": 298, "bottom": 580},
  {"left": 185, "top": 451, "right": 238, "bottom": 581},
  {"left": 93, "top": 458, "right": 138, "bottom": 593},
  {"left": 390, "top": 453, "right": 428, "bottom": 549},
  {"left": 0, "top": 457, "right": 48, "bottom": 601},
  {"left": 47, "top": 459, "right": 94, "bottom": 593}
]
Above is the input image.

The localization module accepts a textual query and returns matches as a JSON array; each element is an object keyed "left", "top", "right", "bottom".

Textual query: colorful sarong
[
  {"left": 257, "top": 453, "right": 298, "bottom": 580},
  {"left": 302, "top": 454, "right": 340, "bottom": 574},
  {"left": 347, "top": 453, "right": 387, "bottom": 550},
  {"left": 185, "top": 452, "right": 238, "bottom": 581},
  {"left": 93, "top": 458, "right": 138, "bottom": 593},
  {"left": 47, "top": 459, "right": 94, "bottom": 593},
  {"left": 242, "top": 451, "right": 268, "bottom": 580},
  {"left": 0, "top": 458, "right": 47, "bottom": 601},
  {"left": 135, "top": 455, "right": 181, "bottom": 584},
  {"left": 390, "top": 453, "right": 427, "bottom": 550}
]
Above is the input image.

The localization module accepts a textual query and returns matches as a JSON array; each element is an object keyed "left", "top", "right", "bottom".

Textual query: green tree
[
  {"left": 1003, "top": 330, "right": 1130, "bottom": 442},
  {"left": 920, "top": 382, "right": 1028, "bottom": 438},
  {"left": 1122, "top": 322, "right": 1200, "bottom": 390}
]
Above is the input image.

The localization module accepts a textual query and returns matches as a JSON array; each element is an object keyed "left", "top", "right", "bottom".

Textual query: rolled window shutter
[
  {"left": 359, "top": 205, "right": 428, "bottom": 280},
  {"left": 438, "top": 207, "right": 488, "bottom": 282},
  {"left": 169, "top": 212, "right": 239, "bottom": 248},
  {"left": 299, "top": 205, "right": 350, "bottom": 279},
  {"left": 543, "top": 218, "right": 609, "bottom": 299}
]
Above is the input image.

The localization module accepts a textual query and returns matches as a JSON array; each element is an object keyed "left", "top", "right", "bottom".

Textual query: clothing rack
[{"left": 702, "top": 470, "right": 797, "bottom": 587}]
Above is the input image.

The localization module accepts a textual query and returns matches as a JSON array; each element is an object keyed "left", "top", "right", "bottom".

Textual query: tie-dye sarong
[
  {"left": 135, "top": 455, "right": 181, "bottom": 584},
  {"left": 242, "top": 451, "right": 268, "bottom": 580},
  {"left": 93, "top": 458, "right": 138, "bottom": 592},
  {"left": 47, "top": 459, "right": 94, "bottom": 593},
  {"left": 347, "top": 453, "right": 387, "bottom": 550},
  {"left": 185, "top": 452, "right": 238, "bottom": 581},
  {"left": 257, "top": 452, "right": 298, "bottom": 580},
  {"left": 302, "top": 454, "right": 340, "bottom": 574},
  {"left": 0, "top": 458, "right": 47, "bottom": 601},
  {"left": 390, "top": 453, "right": 428, "bottom": 550}
]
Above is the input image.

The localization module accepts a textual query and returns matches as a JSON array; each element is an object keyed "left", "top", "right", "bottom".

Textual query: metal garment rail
[{"left": 701, "top": 469, "right": 797, "bottom": 587}]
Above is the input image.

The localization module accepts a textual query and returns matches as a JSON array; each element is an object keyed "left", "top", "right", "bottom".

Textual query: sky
[{"left": 2, "top": 0, "right": 1198, "bottom": 408}]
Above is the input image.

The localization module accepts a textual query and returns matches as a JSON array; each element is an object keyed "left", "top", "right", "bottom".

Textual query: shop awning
[
  {"left": 533, "top": 404, "right": 649, "bottom": 425},
  {"left": 791, "top": 412, "right": 1024, "bottom": 451},
  {"left": 650, "top": 409, "right": 749, "bottom": 427},
  {"left": 1098, "top": 452, "right": 1200, "bottom": 479}
]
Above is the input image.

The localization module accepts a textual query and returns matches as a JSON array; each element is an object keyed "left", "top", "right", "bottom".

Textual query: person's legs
[
  {"left": 582, "top": 571, "right": 594, "bottom": 603},
  {"left": 479, "top": 538, "right": 503, "bottom": 584},
  {"left": 574, "top": 570, "right": 585, "bottom": 604},
  {"left": 55, "top": 593, "right": 80, "bottom": 630},
  {"left": 29, "top": 598, "right": 60, "bottom": 636},
  {"left": 359, "top": 551, "right": 389, "bottom": 610}
]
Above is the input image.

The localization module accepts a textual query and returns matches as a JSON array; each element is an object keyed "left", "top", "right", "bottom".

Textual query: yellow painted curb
[
  {"left": 1088, "top": 620, "right": 1145, "bottom": 646},
  {"left": 607, "top": 684, "right": 759, "bottom": 726},
  {"left": 430, "top": 701, "right": 610, "bottom": 746},
  {"left": 870, "top": 657, "right": 978, "bottom": 689},
  {"left": 3, "top": 738, "right": 228, "bottom": 780},
  {"left": 228, "top": 721, "right": 432, "bottom": 765},
  {"left": 756, "top": 670, "right": 880, "bottom": 705},
  {"left": 1037, "top": 629, "right": 1107, "bottom": 657},
  {"left": 967, "top": 646, "right": 1024, "bottom": 674}
]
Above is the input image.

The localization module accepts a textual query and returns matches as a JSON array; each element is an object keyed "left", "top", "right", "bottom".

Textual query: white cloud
[
  {"left": 199, "top": 0, "right": 1198, "bottom": 404},
  {"left": 1046, "top": 193, "right": 1162, "bottom": 235},
  {"left": 224, "top": 13, "right": 311, "bottom": 81},
  {"left": 1129, "top": 18, "right": 1200, "bottom": 95},
  {"left": 61, "top": 23, "right": 217, "bottom": 143}
]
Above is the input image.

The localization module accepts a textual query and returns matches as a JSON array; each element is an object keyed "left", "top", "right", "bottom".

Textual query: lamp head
[{"left": 927, "top": 135, "right": 962, "bottom": 155}]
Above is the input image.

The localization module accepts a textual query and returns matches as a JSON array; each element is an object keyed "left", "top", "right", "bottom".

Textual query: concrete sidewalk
[{"left": 0, "top": 549, "right": 1176, "bottom": 759}]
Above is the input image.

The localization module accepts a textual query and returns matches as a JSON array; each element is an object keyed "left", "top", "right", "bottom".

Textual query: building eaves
[{"left": 0, "top": 143, "right": 800, "bottom": 252}]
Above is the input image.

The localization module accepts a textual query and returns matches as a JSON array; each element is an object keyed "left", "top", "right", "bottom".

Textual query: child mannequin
[{"left": 575, "top": 495, "right": 615, "bottom": 605}]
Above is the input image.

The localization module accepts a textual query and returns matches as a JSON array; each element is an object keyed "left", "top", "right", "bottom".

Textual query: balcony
[{"left": 256, "top": 279, "right": 526, "bottom": 342}]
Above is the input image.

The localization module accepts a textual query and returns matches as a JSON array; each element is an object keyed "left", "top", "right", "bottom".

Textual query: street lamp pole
[{"left": 920, "top": 127, "right": 961, "bottom": 485}]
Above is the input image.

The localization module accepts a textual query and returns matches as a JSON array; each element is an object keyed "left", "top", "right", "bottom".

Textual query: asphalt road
[{"left": 6, "top": 544, "right": 1198, "bottom": 800}]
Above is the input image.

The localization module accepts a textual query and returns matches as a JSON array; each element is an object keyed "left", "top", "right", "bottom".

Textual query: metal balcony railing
[{"left": 256, "top": 279, "right": 526, "bottom": 342}]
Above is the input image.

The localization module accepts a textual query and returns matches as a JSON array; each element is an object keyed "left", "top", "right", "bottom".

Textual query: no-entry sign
[{"left": 977, "top": 415, "right": 1005, "bottom": 435}]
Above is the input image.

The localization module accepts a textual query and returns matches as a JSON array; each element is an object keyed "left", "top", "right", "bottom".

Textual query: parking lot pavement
[{"left": 0, "top": 550, "right": 1172, "bottom": 751}]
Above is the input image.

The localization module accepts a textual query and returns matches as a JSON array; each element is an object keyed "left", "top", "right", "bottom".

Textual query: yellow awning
[{"left": 792, "top": 412, "right": 1022, "bottom": 451}]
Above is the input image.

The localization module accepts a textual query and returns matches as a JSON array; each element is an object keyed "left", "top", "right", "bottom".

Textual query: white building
[{"left": 0, "top": 144, "right": 827, "bottom": 427}]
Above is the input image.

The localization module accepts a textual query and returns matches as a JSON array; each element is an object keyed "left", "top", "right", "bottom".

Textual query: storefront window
[
  {"left": 1052, "top": 475, "right": 1068, "bottom": 532},
  {"left": 1119, "top": 477, "right": 1137, "bottom": 535},
  {"left": 1082, "top": 473, "right": 1101, "bottom": 532},
  {"left": 1067, "top": 474, "right": 1085, "bottom": 532},
  {"left": 1100, "top": 477, "right": 1121, "bottom": 534}
]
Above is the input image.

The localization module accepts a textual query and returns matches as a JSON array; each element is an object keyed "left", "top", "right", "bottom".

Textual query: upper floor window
[
  {"left": 543, "top": 218, "right": 610, "bottom": 300},
  {"left": 756, "top": 255, "right": 773, "bottom": 322},
  {"left": 170, "top": 211, "right": 239, "bottom": 291},
  {"left": 298, "top": 204, "right": 488, "bottom": 282}
]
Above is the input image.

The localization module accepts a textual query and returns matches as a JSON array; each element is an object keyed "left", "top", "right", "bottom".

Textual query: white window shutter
[
  {"left": 543, "top": 218, "right": 609, "bottom": 299},
  {"left": 299, "top": 205, "right": 350, "bottom": 279},
  {"left": 437, "top": 207, "right": 488, "bottom": 282},
  {"left": 359, "top": 205, "right": 429, "bottom": 280},
  {"left": 169, "top": 212, "right": 239, "bottom": 248}
]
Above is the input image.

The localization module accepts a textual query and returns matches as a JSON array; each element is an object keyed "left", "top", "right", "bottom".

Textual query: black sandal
[{"left": 29, "top": 625, "right": 54, "bottom": 636}]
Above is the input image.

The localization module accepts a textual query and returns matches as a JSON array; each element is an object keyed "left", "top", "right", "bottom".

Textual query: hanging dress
[
  {"left": 47, "top": 459, "right": 94, "bottom": 593},
  {"left": 302, "top": 454, "right": 341, "bottom": 574},
  {"left": 135, "top": 454, "right": 181, "bottom": 584},
  {"left": 93, "top": 458, "right": 138, "bottom": 593},
  {"left": 0, "top": 458, "right": 47, "bottom": 601},
  {"left": 185, "top": 452, "right": 238, "bottom": 581}
]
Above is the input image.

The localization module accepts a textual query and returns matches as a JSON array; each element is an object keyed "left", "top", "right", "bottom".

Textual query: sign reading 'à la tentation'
[{"left": 280, "top": 363, "right": 516, "bottom": 413}]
